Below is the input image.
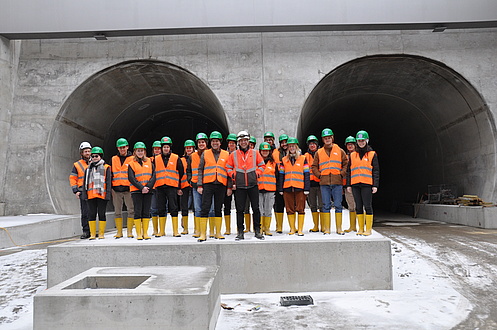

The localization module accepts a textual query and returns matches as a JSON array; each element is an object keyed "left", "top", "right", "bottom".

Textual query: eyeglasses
[{"left": 91, "top": 155, "right": 100, "bottom": 158}]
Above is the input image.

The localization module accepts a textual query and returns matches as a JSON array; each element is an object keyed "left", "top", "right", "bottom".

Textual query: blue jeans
[
  {"left": 320, "top": 184, "right": 343, "bottom": 213},
  {"left": 193, "top": 188, "right": 214, "bottom": 218}
]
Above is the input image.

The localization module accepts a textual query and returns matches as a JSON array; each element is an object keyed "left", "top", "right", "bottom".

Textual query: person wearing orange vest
[
  {"left": 346, "top": 130, "right": 379, "bottom": 236},
  {"left": 311, "top": 128, "right": 348, "bottom": 235},
  {"left": 343, "top": 136, "right": 358, "bottom": 233},
  {"left": 128, "top": 142, "right": 156, "bottom": 240},
  {"left": 304, "top": 135, "right": 323, "bottom": 233},
  {"left": 179, "top": 139, "right": 195, "bottom": 235},
  {"left": 150, "top": 140, "right": 162, "bottom": 236},
  {"left": 69, "top": 141, "right": 92, "bottom": 239},
  {"left": 258, "top": 142, "right": 278, "bottom": 236},
  {"left": 82, "top": 147, "right": 112, "bottom": 240},
  {"left": 154, "top": 136, "right": 184, "bottom": 238},
  {"left": 197, "top": 131, "right": 231, "bottom": 241},
  {"left": 222, "top": 133, "right": 238, "bottom": 235},
  {"left": 273, "top": 134, "right": 289, "bottom": 233},
  {"left": 278, "top": 137, "right": 310, "bottom": 236},
  {"left": 226, "top": 131, "right": 265, "bottom": 240},
  {"left": 111, "top": 138, "right": 134, "bottom": 239}
]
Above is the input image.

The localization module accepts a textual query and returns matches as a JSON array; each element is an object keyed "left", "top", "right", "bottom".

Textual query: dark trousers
[
  {"left": 80, "top": 197, "right": 89, "bottom": 232},
  {"left": 132, "top": 192, "right": 153, "bottom": 219},
  {"left": 87, "top": 198, "right": 108, "bottom": 222},
  {"left": 274, "top": 191, "right": 285, "bottom": 213},
  {"left": 200, "top": 183, "right": 227, "bottom": 217},
  {"left": 157, "top": 185, "right": 179, "bottom": 217},
  {"left": 223, "top": 193, "right": 233, "bottom": 216},
  {"left": 234, "top": 186, "right": 261, "bottom": 232},
  {"left": 179, "top": 186, "right": 192, "bottom": 216},
  {"left": 352, "top": 183, "right": 374, "bottom": 215}
]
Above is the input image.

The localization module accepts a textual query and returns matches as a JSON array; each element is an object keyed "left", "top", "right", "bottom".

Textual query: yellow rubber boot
[
  {"left": 157, "top": 216, "right": 166, "bottom": 237},
  {"left": 114, "top": 217, "right": 123, "bottom": 238},
  {"left": 320, "top": 212, "right": 325, "bottom": 232},
  {"left": 363, "top": 214, "right": 374, "bottom": 236},
  {"left": 321, "top": 212, "right": 331, "bottom": 234},
  {"left": 260, "top": 216, "right": 266, "bottom": 234},
  {"left": 142, "top": 218, "right": 151, "bottom": 239},
  {"left": 172, "top": 217, "right": 181, "bottom": 237},
  {"left": 198, "top": 217, "right": 208, "bottom": 242},
  {"left": 244, "top": 214, "right": 251, "bottom": 232},
  {"left": 297, "top": 214, "right": 305, "bottom": 236},
  {"left": 335, "top": 213, "right": 344, "bottom": 235},
  {"left": 287, "top": 214, "right": 296, "bottom": 235},
  {"left": 309, "top": 212, "right": 320, "bottom": 232},
  {"left": 265, "top": 216, "right": 273, "bottom": 236},
  {"left": 181, "top": 215, "right": 189, "bottom": 235},
  {"left": 275, "top": 213, "right": 284, "bottom": 233},
  {"left": 151, "top": 216, "right": 159, "bottom": 236},
  {"left": 344, "top": 211, "right": 357, "bottom": 233},
  {"left": 134, "top": 219, "right": 143, "bottom": 240},
  {"left": 224, "top": 215, "right": 231, "bottom": 235},
  {"left": 215, "top": 217, "right": 225, "bottom": 239},
  {"left": 98, "top": 220, "right": 106, "bottom": 239},
  {"left": 209, "top": 217, "right": 216, "bottom": 238},
  {"left": 127, "top": 217, "right": 134, "bottom": 238},
  {"left": 356, "top": 214, "right": 365, "bottom": 236},
  {"left": 89, "top": 221, "right": 97, "bottom": 240},
  {"left": 192, "top": 217, "right": 200, "bottom": 238}
]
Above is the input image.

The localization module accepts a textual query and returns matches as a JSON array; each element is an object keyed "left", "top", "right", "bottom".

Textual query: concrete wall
[{"left": 4, "top": 29, "right": 497, "bottom": 215}]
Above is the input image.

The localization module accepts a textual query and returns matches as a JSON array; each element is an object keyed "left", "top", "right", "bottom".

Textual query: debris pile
[{"left": 455, "top": 195, "right": 495, "bottom": 207}]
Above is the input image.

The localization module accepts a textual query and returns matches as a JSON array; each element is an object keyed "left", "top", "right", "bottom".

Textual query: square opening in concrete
[{"left": 62, "top": 275, "right": 150, "bottom": 290}]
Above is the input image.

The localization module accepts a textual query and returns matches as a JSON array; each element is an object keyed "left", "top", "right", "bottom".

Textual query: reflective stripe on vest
[
  {"left": 350, "top": 151, "right": 375, "bottom": 185},
  {"left": 154, "top": 153, "right": 180, "bottom": 188},
  {"left": 87, "top": 164, "right": 110, "bottom": 199},
  {"left": 129, "top": 159, "right": 153, "bottom": 192},
  {"left": 190, "top": 152, "right": 201, "bottom": 184},
  {"left": 232, "top": 150, "right": 257, "bottom": 173},
  {"left": 317, "top": 144, "right": 342, "bottom": 175},
  {"left": 282, "top": 155, "right": 306, "bottom": 189},
  {"left": 258, "top": 160, "right": 277, "bottom": 191},
  {"left": 305, "top": 152, "right": 320, "bottom": 183},
  {"left": 111, "top": 155, "right": 132, "bottom": 187},
  {"left": 202, "top": 149, "right": 229, "bottom": 186},
  {"left": 180, "top": 157, "right": 189, "bottom": 189}
]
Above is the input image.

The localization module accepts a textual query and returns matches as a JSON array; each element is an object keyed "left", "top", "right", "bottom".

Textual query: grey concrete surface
[
  {"left": 34, "top": 266, "right": 221, "bottom": 330},
  {"left": 414, "top": 203, "right": 497, "bottom": 228}
]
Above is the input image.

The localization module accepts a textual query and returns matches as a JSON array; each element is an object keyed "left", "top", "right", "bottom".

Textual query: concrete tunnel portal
[{"left": 298, "top": 54, "right": 497, "bottom": 213}]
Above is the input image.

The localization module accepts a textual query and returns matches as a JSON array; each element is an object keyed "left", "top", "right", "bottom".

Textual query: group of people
[{"left": 69, "top": 128, "right": 379, "bottom": 241}]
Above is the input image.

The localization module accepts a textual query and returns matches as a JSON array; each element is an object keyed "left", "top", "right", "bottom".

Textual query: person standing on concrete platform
[
  {"left": 311, "top": 128, "right": 348, "bottom": 235},
  {"left": 258, "top": 142, "right": 278, "bottom": 236},
  {"left": 346, "top": 130, "right": 379, "bottom": 236},
  {"left": 278, "top": 138, "right": 310, "bottom": 236},
  {"left": 111, "top": 138, "right": 134, "bottom": 239},
  {"left": 273, "top": 134, "right": 289, "bottom": 233},
  {"left": 226, "top": 131, "right": 265, "bottom": 240},
  {"left": 69, "top": 141, "right": 92, "bottom": 239},
  {"left": 222, "top": 133, "right": 238, "bottom": 235},
  {"left": 150, "top": 140, "right": 162, "bottom": 236},
  {"left": 304, "top": 135, "right": 323, "bottom": 233},
  {"left": 154, "top": 136, "right": 184, "bottom": 238},
  {"left": 242, "top": 135, "right": 258, "bottom": 232},
  {"left": 82, "top": 147, "right": 112, "bottom": 240},
  {"left": 343, "top": 136, "right": 358, "bottom": 233},
  {"left": 179, "top": 139, "right": 195, "bottom": 235},
  {"left": 128, "top": 142, "right": 156, "bottom": 240},
  {"left": 197, "top": 131, "right": 231, "bottom": 241}
]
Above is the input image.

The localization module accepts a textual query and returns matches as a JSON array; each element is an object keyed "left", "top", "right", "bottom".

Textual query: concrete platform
[
  {"left": 34, "top": 266, "right": 220, "bottom": 330},
  {"left": 414, "top": 203, "right": 497, "bottom": 228}
]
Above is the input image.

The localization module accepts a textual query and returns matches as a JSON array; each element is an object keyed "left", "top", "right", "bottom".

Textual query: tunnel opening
[
  {"left": 48, "top": 60, "right": 228, "bottom": 214},
  {"left": 297, "top": 54, "right": 496, "bottom": 214}
]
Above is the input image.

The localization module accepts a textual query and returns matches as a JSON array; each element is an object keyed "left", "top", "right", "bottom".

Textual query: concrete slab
[
  {"left": 34, "top": 266, "right": 220, "bottom": 330},
  {"left": 414, "top": 203, "right": 497, "bottom": 228}
]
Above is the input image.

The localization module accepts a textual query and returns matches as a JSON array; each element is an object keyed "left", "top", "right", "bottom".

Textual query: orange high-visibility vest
[
  {"left": 202, "top": 149, "right": 229, "bottom": 186},
  {"left": 258, "top": 160, "right": 277, "bottom": 191},
  {"left": 317, "top": 144, "right": 342, "bottom": 175},
  {"left": 350, "top": 151, "right": 375, "bottom": 185},
  {"left": 86, "top": 164, "right": 110, "bottom": 199},
  {"left": 305, "top": 152, "right": 320, "bottom": 183},
  {"left": 190, "top": 152, "right": 201, "bottom": 184},
  {"left": 69, "top": 159, "right": 88, "bottom": 190},
  {"left": 111, "top": 155, "right": 132, "bottom": 187},
  {"left": 282, "top": 155, "right": 306, "bottom": 189},
  {"left": 154, "top": 153, "right": 180, "bottom": 188},
  {"left": 180, "top": 157, "right": 189, "bottom": 189},
  {"left": 128, "top": 158, "right": 153, "bottom": 192}
]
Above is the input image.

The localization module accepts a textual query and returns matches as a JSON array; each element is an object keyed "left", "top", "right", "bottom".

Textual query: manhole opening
[{"left": 62, "top": 275, "right": 151, "bottom": 290}]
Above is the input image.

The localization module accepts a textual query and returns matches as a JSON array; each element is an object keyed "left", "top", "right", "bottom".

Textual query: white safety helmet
[
  {"left": 79, "top": 141, "right": 92, "bottom": 150},
  {"left": 237, "top": 130, "right": 250, "bottom": 141}
]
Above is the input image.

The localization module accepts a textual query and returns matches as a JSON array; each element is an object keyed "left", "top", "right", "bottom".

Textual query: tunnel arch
[
  {"left": 47, "top": 59, "right": 228, "bottom": 214},
  {"left": 297, "top": 54, "right": 497, "bottom": 212}
]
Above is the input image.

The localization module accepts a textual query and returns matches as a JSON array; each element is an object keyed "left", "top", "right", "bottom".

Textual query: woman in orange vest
[
  {"left": 258, "top": 142, "right": 278, "bottom": 236},
  {"left": 82, "top": 147, "right": 112, "bottom": 240},
  {"left": 304, "top": 135, "right": 323, "bottom": 232},
  {"left": 343, "top": 136, "right": 358, "bottom": 233},
  {"left": 346, "top": 130, "right": 379, "bottom": 236},
  {"left": 150, "top": 140, "right": 162, "bottom": 236},
  {"left": 278, "top": 137, "right": 310, "bottom": 236},
  {"left": 179, "top": 139, "right": 195, "bottom": 235},
  {"left": 273, "top": 134, "right": 289, "bottom": 233},
  {"left": 128, "top": 142, "right": 156, "bottom": 240}
]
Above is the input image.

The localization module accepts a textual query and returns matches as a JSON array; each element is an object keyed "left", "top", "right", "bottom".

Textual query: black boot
[
  {"left": 80, "top": 231, "right": 90, "bottom": 239},
  {"left": 235, "top": 230, "right": 244, "bottom": 241},
  {"left": 254, "top": 229, "right": 265, "bottom": 240}
]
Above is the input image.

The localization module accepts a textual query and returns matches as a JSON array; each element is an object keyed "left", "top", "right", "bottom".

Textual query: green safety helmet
[
  {"left": 287, "top": 137, "right": 299, "bottom": 145},
  {"left": 356, "top": 130, "right": 369, "bottom": 140},
  {"left": 91, "top": 146, "right": 104, "bottom": 156},
  {"left": 161, "top": 136, "right": 172, "bottom": 145},
  {"left": 306, "top": 135, "right": 318, "bottom": 144},
  {"left": 152, "top": 141, "right": 161, "bottom": 148},
  {"left": 321, "top": 128, "right": 334, "bottom": 137},
  {"left": 279, "top": 134, "right": 289, "bottom": 142},
  {"left": 209, "top": 131, "right": 223, "bottom": 140},
  {"left": 184, "top": 139, "right": 196, "bottom": 147},
  {"left": 345, "top": 136, "right": 356, "bottom": 144},
  {"left": 249, "top": 136, "right": 257, "bottom": 144},
  {"left": 134, "top": 142, "right": 146, "bottom": 150},
  {"left": 226, "top": 133, "right": 237, "bottom": 141},
  {"left": 264, "top": 131, "right": 275, "bottom": 138},
  {"left": 116, "top": 138, "right": 129, "bottom": 148},
  {"left": 259, "top": 142, "right": 271, "bottom": 151},
  {"left": 196, "top": 132, "right": 208, "bottom": 141}
]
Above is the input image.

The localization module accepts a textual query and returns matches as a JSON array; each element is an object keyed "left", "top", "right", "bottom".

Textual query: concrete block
[
  {"left": 34, "top": 266, "right": 220, "bottom": 330},
  {"left": 415, "top": 203, "right": 497, "bottom": 228}
]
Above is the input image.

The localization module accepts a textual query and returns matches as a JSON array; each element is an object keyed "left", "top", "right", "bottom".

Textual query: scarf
[{"left": 87, "top": 159, "right": 105, "bottom": 194}]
